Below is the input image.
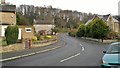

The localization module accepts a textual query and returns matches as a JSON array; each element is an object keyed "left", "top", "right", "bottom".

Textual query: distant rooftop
[{"left": 0, "top": 5, "right": 16, "bottom": 12}]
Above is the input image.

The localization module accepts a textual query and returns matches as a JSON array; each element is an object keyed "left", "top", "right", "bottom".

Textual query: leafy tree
[
  {"left": 5, "top": 26, "right": 19, "bottom": 45},
  {"left": 90, "top": 18, "right": 110, "bottom": 42},
  {"left": 85, "top": 22, "right": 93, "bottom": 37},
  {"left": 16, "top": 12, "right": 31, "bottom": 25},
  {"left": 76, "top": 23, "right": 86, "bottom": 37}
]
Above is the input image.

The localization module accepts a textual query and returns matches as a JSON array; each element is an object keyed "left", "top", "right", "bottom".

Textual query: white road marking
[
  {"left": 82, "top": 47, "right": 85, "bottom": 51},
  {"left": 0, "top": 46, "right": 62, "bottom": 62},
  {"left": 60, "top": 53, "right": 81, "bottom": 62},
  {"left": 80, "top": 44, "right": 85, "bottom": 51},
  {"left": 80, "top": 44, "right": 83, "bottom": 46}
]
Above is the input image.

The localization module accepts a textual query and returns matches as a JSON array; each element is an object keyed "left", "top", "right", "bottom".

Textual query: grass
[{"left": 0, "top": 40, "right": 7, "bottom": 46}]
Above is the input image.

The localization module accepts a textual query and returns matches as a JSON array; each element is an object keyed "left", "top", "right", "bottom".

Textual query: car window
[{"left": 106, "top": 43, "right": 120, "bottom": 54}]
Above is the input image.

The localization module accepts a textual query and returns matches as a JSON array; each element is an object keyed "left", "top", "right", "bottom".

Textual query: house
[
  {"left": 0, "top": 0, "right": 5, "bottom": 4},
  {"left": 0, "top": 4, "right": 16, "bottom": 38},
  {"left": 33, "top": 20, "right": 55, "bottom": 35},
  {"left": 0, "top": 4, "right": 34, "bottom": 41},
  {"left": 102, "top": 14, "right": 119, "bottom": 33},
  {"left": 85, "top": 14, "right": 120, "bottom": 33},
  {"left": 18, "top": 26, "right": 34, "bottom": 40}
]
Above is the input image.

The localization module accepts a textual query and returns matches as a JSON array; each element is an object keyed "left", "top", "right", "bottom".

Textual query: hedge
[{"left": 5, "top": 25, "right": 19, "bottom": 45}]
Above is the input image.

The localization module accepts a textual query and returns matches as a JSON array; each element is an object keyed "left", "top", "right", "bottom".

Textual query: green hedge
[
  {"left": 5, "top": 25, "right": 19, "bottom": 45},
  {"left": 76, "top": 24, "right": 85, "bottom": 37}
]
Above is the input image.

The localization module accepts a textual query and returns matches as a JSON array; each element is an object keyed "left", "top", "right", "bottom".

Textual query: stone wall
[{"left": 0, "top": 38, "right": 57, "bottom": 53}]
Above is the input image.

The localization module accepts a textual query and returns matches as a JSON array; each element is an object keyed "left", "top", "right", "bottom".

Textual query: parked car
[{"left": 101, "top": 42, "right": 120, "bottom": 68}]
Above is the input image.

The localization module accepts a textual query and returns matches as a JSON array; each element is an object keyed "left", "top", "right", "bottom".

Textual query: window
[{"left": 25, "top": 28, "right": 31, "bottom": 32}]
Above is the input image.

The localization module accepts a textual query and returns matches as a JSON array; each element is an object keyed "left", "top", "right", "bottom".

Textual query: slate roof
[
  {"left": 85, "top": 14, "right": 119, "bottom": 25},
  {"left": 102, "top": 14, "right": 110, "bottom": 21},
  {"left": 0, "top": 5, "right": 16, "bottom": 12}
]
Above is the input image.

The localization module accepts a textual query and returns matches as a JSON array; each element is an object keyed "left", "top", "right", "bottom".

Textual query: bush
[
  {"left": 85, "top": 22, "right": 93, "bottom": 37},
  {"left": 37, "top": 36, "right": 40, "bottom": 40},
  {"left": 107, "top": 31, "right": 119, "bottom": 39},
  {"left": 46, "top": 35, "right": 52, "bottom": 39},
  {"left": 68, "top": 29, "right": 77, "bottom": 37},
  {"left": 32, "top": 36, "right": 37, "bottom": 41},
  {"left": 5, "top": 25, "right": 19, "bottom": 45},
  {"left": 76, "top": 24, "right": 85, "bottom": 37}
]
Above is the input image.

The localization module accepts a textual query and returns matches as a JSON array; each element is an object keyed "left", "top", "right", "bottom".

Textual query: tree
[
  {"left": 5, "top": 26, "right": 19, "bottom": 45},
  {"left": 76, "top": 23, "right": 86, "bottom": 37},
  {"left": 85, "top": 22, "right": 93, "bottom": 37},
  {"left": 90, "top": 18, "right": 110, "bottom": 42},
  {"left": 16, "top": 12, "right": 31, "bottom": 25}
]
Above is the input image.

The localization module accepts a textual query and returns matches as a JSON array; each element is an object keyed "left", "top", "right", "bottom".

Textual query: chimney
[{"left": 0, "top": 0, "right": 5, "bottom": 4}]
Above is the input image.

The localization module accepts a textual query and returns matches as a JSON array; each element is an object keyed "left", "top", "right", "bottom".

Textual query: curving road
[{"left": 2, "top": 33, "right": 109, "bottom": 66}]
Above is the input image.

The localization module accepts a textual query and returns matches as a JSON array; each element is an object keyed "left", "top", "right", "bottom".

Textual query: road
[{"left": 2, "top": 33, "right": 109, "bottom": 66}]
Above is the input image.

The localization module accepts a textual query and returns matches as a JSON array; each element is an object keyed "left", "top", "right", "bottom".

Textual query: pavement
[{"left": 1, "top": 38, "right": 66, "bottom": 62}]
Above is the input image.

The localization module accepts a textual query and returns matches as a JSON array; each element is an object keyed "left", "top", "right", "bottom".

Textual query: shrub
[
  {"left": 46, "top": 35, "right": 52, "bottom": 39},
  {"left": 76, "top": 24, "right": 85, "bottom": 37},
  {"left": 68, "top": 29, "right": 77, "bottom": 37},
  {"left": 32, "top": 36, "right": 37, "bottom": 41},
  {"left": 107, "top": 31, "right": 118, "bottom": 39},
  {"left": 37, "top": 36, "right": 40, "bottom": 40},
  {"left": 5, "top": 25, "right": 19, "bottom": 45}
]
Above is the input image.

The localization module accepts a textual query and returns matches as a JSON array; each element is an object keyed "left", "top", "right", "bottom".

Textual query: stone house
[
  {"left": 0, "top": 5, "right": 16, "bottom": 38},
  {"left": 0, "top": 4, "right": 34, "bottom": 41},
  {"left": 85, "top": 14, "right": 120, "bottom": 33}
]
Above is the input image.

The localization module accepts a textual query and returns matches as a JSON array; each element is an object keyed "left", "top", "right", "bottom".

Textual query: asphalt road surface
[{"left": 2, "top": 33, "right": 109, "bottom": 66}]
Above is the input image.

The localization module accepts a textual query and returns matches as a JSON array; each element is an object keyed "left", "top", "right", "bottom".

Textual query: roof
[
  {"left": 111, "top": 42, "right": 120, "bottom": 45},
  {"left": 102, "top": 14, "right": 110, "bottom": 21},
  {"left": 102, "top": 14, "right": 119, "bottom": 22},
  {"left": 0, "top": 5, "right": 16, "bottom": 12},
  {"left": 85, "top": 14, "right": 120, "bottom": 25},
  {"left": 34, "top": 20, "right": 54, "bottom": 25},
  {"left": 85, "top": 19, "right": 93, "bottom": 25},
  {"left": 85, "top": 15, "right": 99, "bottom": 25},
  {"left": 113, "top": 16, "right": 120, "bottom": 22}
]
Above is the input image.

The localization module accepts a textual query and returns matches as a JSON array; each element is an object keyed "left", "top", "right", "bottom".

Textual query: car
[{"left": 101, "top": 42, "right": 120, "bottom": 68}]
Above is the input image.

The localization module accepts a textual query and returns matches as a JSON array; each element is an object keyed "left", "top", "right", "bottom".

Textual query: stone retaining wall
[
  {"left": 81, "top": 37, "right": 119, "bottom": 43},
  {"left": 0, "top": 39, "right": 57, "bottom": 53}
]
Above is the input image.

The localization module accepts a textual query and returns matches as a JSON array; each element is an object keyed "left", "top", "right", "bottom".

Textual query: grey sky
[{"left": 6, "top": 0, "right": 120, "bottom": 15}]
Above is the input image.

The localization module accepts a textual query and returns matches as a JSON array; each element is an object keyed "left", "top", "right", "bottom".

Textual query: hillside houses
[{"left": 17, "top": 5, "right": 94, "bottom": 25}]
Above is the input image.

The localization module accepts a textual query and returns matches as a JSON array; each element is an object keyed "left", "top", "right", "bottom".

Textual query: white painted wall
[
  {"left": 1, "top": 25, "right": 8, "bottom": 36},
  {"left": 33, "top": 24, "right": 55, "bottom": 33},
  {"left": 18, "top": 28, "right": 21, "bottom": 39}
]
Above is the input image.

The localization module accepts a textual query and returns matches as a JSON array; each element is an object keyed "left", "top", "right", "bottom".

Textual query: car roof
[{"left": 111, "top": 42, "right": 120, "bottom": 45}]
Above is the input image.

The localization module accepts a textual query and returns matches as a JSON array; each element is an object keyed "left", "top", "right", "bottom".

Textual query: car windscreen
[{"left": 106, "top": 43, "right": 120, "bottom": 54}]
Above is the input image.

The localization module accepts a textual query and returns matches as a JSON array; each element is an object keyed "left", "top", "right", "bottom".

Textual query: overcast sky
[{"left": 6, "top": 0, "right": 120, "bottom": 15}]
